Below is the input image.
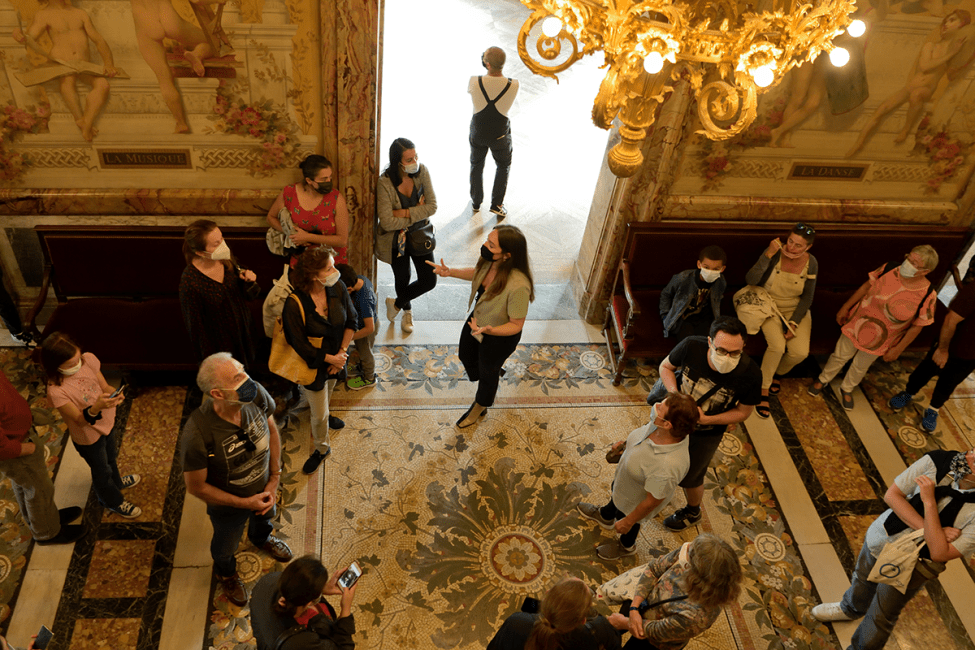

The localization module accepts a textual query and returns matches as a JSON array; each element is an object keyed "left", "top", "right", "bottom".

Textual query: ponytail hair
[{"left": 525, "top": 578, "right": 591, "bottom": 650}]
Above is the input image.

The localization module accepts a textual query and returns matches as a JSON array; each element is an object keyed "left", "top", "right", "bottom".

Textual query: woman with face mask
[
  {"left": 743, "top": 223, "right": 819, "bottom": 418},
  {"left": 427, "top": 225, "right": 534, "bottom": 428},
  {"left": 40, "top": 332, "right": 142, "bottom": 519},
  {"left": 282, "top": 247, "right": 357, "bottom": 475},
  {"left": 266, "top": 154, "right": 349, "bottom": 266},
  {"left": 180, "top": 219, "right": 259, "bottom": 370},
  {"left": 375, "top": 137, "right": 439, "bottom": 334}
]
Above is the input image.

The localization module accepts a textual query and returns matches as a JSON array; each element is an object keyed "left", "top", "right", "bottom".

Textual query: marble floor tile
[
  {"left": 796, "top": 541, "right": 858, "bottom": 648},
  {"left": 83, "top": 540, "right": 156, "bottom": 599},
  {"left": 779, "top": 381, "right": 874, "bottom": 501},
  {"left": 5, "top": 568, "right": 68, "bottom": 646},
  {"left": 69, "top": 618, "right": 141, "bottom": 650},
  {"left": 745, "top": 411, "right": 831, "bottom": 545},
  {"left": 173, "top": 495, "right": 213, "bottom": 568},
  {"left": 158, "top": 567, "right": 212, "bottom": 650},
  {"left": 831, "top": 381, "right": 907, "bottom": 485}
]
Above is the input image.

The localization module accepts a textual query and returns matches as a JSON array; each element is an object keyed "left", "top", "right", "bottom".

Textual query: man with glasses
[
  {"left": 181, "top": 352, "right": 292, "bottom": 606},
  {"left": 655, "top": 316, "right": 762, "bottom": 531}
]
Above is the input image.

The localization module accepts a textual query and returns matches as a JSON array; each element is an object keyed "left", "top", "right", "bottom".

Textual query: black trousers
[
  {"left": 390, "top": 248, "right": 436, "bottom": 311},
  {"left": 469, "top": 131, "right": 512, "bottom": 209},
  {"left": 457, "top": 319, "right": 520, "bottom": 407},
  {"left": 0, "top": 264, "right": 23, "bottom": 335},
  {"left": 599, "top": 497, "right": 640, "bottom": 548},
  {"left": 905, "top": 344, "right": 975, "bottom": 409}
]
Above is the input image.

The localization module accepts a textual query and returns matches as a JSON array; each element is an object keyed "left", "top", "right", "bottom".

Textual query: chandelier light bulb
[
  {"left": 847, "top": 19, "right": 866, "bottom": 37},
  {"left": 829, "top": 47, "right": 850, "bottom": 67},
  {"left": 541, "top": 16, "right": 563, "bottom": 38},
  {"left": 644, "top": 51, "right": 664, "bottom": 74},
  {"left": 752, "top": 65, "right": 774, "bottom": 88}
]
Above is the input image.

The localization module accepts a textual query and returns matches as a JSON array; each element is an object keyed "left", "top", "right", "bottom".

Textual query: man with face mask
[
  {"left": 810, "top": 245, "right": 939, "bottom": 411},
  {"left": 469, "top": 46, "right": 519, "bottom": 220},
  {"left": 655, "top": 316, "right": 762, "bottom": 532},
  {"left": 577, "top": 393, "right": 700, "bottom": 559},
  {"left": 181, "top": 352, "right": 292, "bottom": 606}
]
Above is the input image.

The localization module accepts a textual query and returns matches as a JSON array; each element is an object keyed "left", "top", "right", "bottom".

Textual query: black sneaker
[
  {"left": 663, "top": 506, "right": 702, "bottom": 531},
  {"left": 490, "top": 205, "right": 507, "bottom": 220},
  {"left": 36, "top": 524, "right": 85, "bottom": 545},
  {"left": 302, "top": 448, "right": 330, "bottom": 474},
  {"left": 58, "top": 506, "right": 83, "bottom": 524},
  {"left": 328, "top": 415, "right": 345, "bottom": 430}
]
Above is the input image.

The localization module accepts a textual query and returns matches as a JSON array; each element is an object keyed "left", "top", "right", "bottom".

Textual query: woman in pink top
[
  {"left": 40, "top": 333, "right": 142, "bottom": 518},
  {"left": 266, "top": 155, "right": 349, "bottom": 266}
]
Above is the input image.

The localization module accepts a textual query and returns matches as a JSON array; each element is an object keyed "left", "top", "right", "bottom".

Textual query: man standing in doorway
[{"left": 469, "top": 46, "right": 519, "bottom": 221}]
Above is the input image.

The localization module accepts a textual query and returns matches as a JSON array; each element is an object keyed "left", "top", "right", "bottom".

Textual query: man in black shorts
[{"left": 655, "top": 316, "right": 762, "bottom": 531}]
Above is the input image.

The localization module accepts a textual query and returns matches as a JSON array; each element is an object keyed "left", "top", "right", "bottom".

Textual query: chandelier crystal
[{"left": 518, "top": 0, "right": 858, "bottom": 177}]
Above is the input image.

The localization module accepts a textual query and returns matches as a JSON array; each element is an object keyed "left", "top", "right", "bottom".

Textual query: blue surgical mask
[{"left": 223, "top": 376, "right": 259, "bottom": 403}]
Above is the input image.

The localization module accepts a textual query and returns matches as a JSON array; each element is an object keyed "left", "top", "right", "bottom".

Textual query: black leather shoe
[
  {"left": 36, "top": 524, "right": 85, "bottom": 545},
  {"left": 328, "top": 415, "right": 345, "bottom": 430},
  {"left": 302, "top": 448, "right": 331, "bottom": 474},
  {"left": 58, "top": 506, "right": 83, "bottom": 524}
]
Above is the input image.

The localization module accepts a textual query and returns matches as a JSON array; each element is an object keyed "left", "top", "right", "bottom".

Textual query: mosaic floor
[{"left": 1, "top": 341, "right": 974, "bottom": 650}]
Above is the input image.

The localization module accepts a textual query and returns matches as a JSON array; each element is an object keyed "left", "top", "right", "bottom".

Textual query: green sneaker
[{"left": 346, "top": 376, "right": 376, "bottom": 391}]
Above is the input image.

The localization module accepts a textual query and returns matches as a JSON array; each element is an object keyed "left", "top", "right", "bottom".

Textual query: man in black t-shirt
[
  {"left": 888, "top": 279, "right": 975, "bottom": 432},
  {"left": 656, "top": 316, "right": 762, "bottom": 531},
  {"left": 181, "top": 352, "right": 293, "bottom": 606}
]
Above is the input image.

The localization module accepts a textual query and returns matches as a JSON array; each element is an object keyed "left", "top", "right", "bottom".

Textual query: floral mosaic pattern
[
  {"left": 363, "top": 343, "right": 658, "bottom": 395},
  {"left": 0, "top": 102, "right": 50, "bottom": 183}
]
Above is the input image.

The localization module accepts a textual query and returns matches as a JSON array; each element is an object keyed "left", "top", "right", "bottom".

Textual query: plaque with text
[
  {"left": 97, "top": 149, "right": 192, "bottom": 170},
  {"left": 788, "top": 162, "right": 869, "bottom": 181}
]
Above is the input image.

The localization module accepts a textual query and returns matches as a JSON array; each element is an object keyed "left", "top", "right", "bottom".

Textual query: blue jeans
[
  {"left": 73, "top": 427, "right": 124, "bottom": 509},
  {"left": 841, "top": 539, "right": 944, "bottom": 650},
  {"left": 207, "top": 502, "right": 276, "bottom": 577}
]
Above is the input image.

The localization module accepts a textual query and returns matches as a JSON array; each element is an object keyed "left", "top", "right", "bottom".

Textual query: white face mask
[
  {"left": 709, "top": 344, "right": 740, "bottom": 374},
  {"left": 317, "top": 270, "right": 340, "bottom": 288},
  {"left": 208, "top": 240, "right": 232, "bottom": 261},
  {"left": 403, "top": 162, "right": 419, "bottom": 175},
  {"left": 700, "top": 268, "right": 721, "bottom": 283},
  {"left": 899, "top": 260, "right": 919, "bottom": 278},
  {"left": 59, "top": 357, "right": 83, "bottom": 376}
]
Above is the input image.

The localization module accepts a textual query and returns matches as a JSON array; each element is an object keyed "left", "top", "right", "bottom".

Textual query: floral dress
[{"left": 282, "top": 184, "right": 347, "bottom": 265}]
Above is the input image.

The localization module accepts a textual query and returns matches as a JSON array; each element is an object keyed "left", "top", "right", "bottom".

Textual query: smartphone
[
  {"left": 338, "top": 562, "right": 361, "bottom": 589},
  {"left": 109, "top": 383, "right": 126, "bottom": 399},
  {"left": 34, "top": 625, "right": 53, "bottom": 650}
]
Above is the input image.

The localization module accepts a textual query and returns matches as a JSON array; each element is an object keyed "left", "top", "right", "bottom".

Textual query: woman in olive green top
[{"left": 427, "top": 225, "right": 535, "bottom": 428}]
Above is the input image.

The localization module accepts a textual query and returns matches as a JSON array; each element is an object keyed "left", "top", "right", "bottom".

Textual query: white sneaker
[
  {"left": 385, "top": 297, "right": 400, "bottom": 322},
  {"left": 402, "top": 310, "right": 414, "bottom": 334},
  {"left": 812, "top": 602, "right": 855, "bottom": 622}
]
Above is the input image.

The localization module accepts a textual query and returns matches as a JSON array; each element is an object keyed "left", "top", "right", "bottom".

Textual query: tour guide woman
[{"left": 428, "top": 224, "right": 534, "bottom": 428}]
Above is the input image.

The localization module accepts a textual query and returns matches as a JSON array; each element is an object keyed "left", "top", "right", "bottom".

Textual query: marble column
[{"left": 575, "top": 80, "right": 694, "bottom": 324}]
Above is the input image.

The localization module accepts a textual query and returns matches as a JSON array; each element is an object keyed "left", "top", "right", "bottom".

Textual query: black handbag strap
[
  {"left": 273, "top": 623, "right": 309, "bottom": 650},
  {"left": 640, "top": 594, "right": 689, "bottom": 611}
]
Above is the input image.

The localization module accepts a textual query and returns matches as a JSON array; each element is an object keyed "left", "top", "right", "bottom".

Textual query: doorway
[{"left": 377, "top": 0, "right": 608, "bottom": 321}]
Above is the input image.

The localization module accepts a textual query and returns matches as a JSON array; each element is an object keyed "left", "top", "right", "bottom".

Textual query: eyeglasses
[
  {"left": 794, "top": 222, "right": 815, "bottom": 237},
  {"left": 710, "top": 343, "right": 743, "bottom": 359}
]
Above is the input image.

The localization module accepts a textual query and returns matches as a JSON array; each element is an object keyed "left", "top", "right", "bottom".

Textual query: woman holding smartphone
[
  {"left": 250, "top": 555, "right": 358, "bottom": 650},
  {"left": 40, "top": 332, "right": 142, "bottom": 519}
]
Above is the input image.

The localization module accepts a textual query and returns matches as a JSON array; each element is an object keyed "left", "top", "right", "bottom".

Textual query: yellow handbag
[{"left": 268, "top": 294, "right": 322, "bottom": 385}]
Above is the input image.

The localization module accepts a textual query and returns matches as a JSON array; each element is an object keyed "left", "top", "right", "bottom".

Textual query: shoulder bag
[
  {"left": 406, "top": 219, "right": 436, "bottom": 256},
  {"left": 268, "top": 294, "right": 322, "bottom": 385},
  {"left": 867, "top": 529, "right": 928, "bottom": 594}
]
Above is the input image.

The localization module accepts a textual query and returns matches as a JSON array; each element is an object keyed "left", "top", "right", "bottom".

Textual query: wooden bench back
[
  {"left": 621, "top": 221, "right": 971, "bottom": 293},
  {"left": 35, "top": 225, "right": 285, "bottom": 302}
]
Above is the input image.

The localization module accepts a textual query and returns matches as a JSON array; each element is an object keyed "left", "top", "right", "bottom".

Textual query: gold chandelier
[{"left": 518, "top": 0, "right": 859, "bottom": 177}]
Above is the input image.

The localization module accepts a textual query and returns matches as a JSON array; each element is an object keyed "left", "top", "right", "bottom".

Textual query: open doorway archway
[{"left": 377, "top": 0, "right": 609, "bottom": 322}]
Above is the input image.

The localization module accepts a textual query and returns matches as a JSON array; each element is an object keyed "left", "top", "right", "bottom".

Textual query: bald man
[{"left": 469, "top": 46, "right": 519, "bottom": 220}]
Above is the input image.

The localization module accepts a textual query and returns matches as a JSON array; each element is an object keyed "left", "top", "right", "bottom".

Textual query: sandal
[
  {"left": 769, "top": 379, "right": 782, "bottom": 395},
  {"left": 756, "top": 398, "right": 771, "bottom": 419}
]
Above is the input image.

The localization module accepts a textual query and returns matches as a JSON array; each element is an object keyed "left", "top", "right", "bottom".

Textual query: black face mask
[
  {"left": 313, "top": 180, "right": 332, "bottom": 195},
  {"left": 480, "top": 244, "right": 497, "bottom": 262}
]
